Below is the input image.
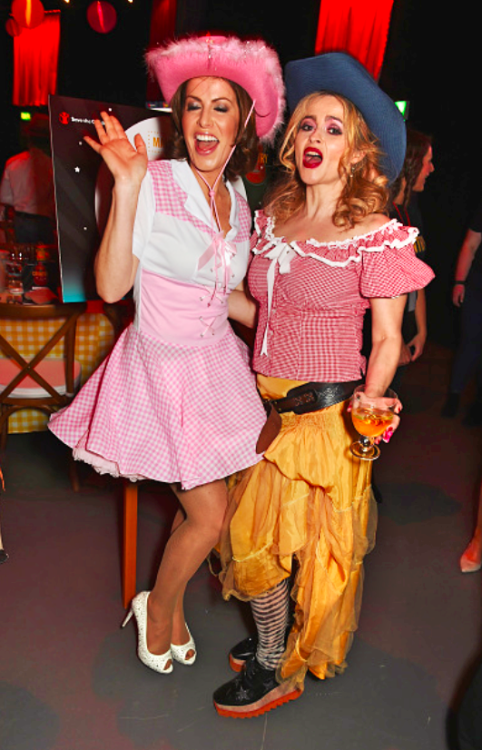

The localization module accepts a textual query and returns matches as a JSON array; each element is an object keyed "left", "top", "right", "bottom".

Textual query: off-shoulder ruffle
[
  {"left": 252, "top": 211, "right": 434, "bottom": 299},
  {"left": 360, "top": 237, "right": 435, "bottom": 298},
  {"left": 254, "top": 211, "right": 419, "bottom": 264}
]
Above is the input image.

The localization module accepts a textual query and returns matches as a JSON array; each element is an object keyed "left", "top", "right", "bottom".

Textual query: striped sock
[{"left": 251, "top": 579, "right": 290, "bottom": 670}]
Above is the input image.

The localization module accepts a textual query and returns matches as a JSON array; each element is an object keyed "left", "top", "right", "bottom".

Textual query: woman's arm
[
  {"left": 453, "top": 229, "right": 481, "bottom": 307},
  {"left": 228, "top": 282, "right": 257, "bottom": 328},
  {"left": 85, "top": 112, "right": 147, "bottom": 303},
  {"left": 362, "top": 295, "right": 406, "bottom": 438},
  {"left": 407, "top": 288, "right": 427, "bottom": 361},
  {"left": 366, "top": 295, "right": 406, "bottom": 397}
]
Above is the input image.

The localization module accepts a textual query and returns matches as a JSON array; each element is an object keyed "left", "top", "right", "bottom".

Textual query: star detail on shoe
[
  {"left": 237, "top": 685, "right": 250, "bottom": 701},
  {"left": 213, "top": 656, "right": 302, "bottom": 718}
]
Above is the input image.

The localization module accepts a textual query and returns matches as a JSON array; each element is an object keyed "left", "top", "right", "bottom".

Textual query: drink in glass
[{"left": 350, "top": 385, "right": 397, "bottom": 460}]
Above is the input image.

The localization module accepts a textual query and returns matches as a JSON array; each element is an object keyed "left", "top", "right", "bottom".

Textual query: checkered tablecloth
[{"left": 0, "top": 311, "right": 115, "bottom": 433}]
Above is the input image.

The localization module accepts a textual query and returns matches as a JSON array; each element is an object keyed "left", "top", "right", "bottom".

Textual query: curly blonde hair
[{"left": 265, "top": 92, "right": 390, "bottom": 228}]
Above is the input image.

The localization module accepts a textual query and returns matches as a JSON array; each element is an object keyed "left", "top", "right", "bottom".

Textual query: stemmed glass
[
  {"left": 6, "top": 245, "right": 25, "bottom": 296},
  {"left": 350, "top": 384, "right": 397, "bottom": 461}
]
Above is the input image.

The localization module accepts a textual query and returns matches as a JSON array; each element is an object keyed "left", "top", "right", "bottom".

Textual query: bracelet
[{"left": 454, "top": 281, "right": 466, "bottom": 286}]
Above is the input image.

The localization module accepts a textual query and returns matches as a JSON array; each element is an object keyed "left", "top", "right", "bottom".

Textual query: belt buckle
[{"left": 292, "top": 389, "right": 319, "bottom": 415}]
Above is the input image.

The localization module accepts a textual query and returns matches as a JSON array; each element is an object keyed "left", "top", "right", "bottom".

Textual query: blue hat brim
[{"left": 284, "top": 53, "right": 406, "bottom": 183}]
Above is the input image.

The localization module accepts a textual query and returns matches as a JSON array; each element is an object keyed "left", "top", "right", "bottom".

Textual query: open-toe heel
[
  {"left": 122, "top": 591, "right": 173, "bottom": 673},
  {"left": 171, "top": 624, "right": 196, "bottom": 665}
]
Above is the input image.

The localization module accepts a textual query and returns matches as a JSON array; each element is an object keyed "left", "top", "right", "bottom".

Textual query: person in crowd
[
  {"left": 214, "top": 52, "right": 434, "bottom": 718},
  {"left": 460, "top": 478, "right": 482, "bottom": 573},
  {"left": 0, "top": 114, "right": 56, "bottom": 244},
  {"left": 49, "top": 34, "right": 284, "bottom": 674},
  {"left": 389, "top": 128, "right": 434, "bottom": 389},
  {"left": 442, "top": 199, "right": 482, "bottom": 425}
]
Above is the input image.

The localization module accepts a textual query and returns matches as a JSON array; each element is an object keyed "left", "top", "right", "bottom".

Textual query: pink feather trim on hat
[{"left": 146, "top": 35, "right": 285, "bottom": 143}]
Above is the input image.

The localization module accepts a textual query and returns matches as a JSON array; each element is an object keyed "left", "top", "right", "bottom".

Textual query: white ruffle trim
[{"left": 253, "top": 214, "right": 419, "bottom": 269}]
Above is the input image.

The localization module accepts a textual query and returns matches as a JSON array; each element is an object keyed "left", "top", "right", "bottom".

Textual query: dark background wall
[{"left": 0, "top": 0, "right": 477, "bottom": 346}]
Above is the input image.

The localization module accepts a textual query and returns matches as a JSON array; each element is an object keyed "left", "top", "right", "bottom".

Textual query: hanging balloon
[
  {"left": 87, "top": 1, "right": 117, "bottom": 34},
  {"left": 11, "top": 0, "right": 45, "bottom": 30},
  {"left": 5, "top": 17, "right": 22, "bottom": 36}
]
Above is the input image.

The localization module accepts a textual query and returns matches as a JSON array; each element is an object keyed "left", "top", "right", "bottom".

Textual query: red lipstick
[{"left": 302, "top": 148, "right": 323, "bottom": 169}]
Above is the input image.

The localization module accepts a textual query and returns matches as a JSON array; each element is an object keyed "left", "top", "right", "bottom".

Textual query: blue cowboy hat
[{"left": 284, "top": 52, "right": 406, "bottom": 183}]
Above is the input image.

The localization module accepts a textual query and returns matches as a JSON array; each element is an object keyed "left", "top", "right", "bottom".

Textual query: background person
[
  {"left": 0, "top": 114, "right": 56, "bottom": 244},
  {"left": 460, "top": 477, "right": 482, "bottom": 573},
  {"left": 390, "top": 128, "right": 434, "bottom": 388},
  {"left": 442, "top": 199, "right": 482, "bottom": 425}
]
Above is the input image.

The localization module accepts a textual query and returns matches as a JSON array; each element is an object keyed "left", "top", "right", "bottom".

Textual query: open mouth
[
  {"left": 302, "top": 148, "right": 323, "bottom": 169},
  {"left": 195, "top": 134, "right": 219, "bottom": 154}
]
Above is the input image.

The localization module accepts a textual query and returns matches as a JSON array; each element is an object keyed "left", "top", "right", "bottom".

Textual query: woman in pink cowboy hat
[{"left": 50, "top": 34, "right": 284, "bottom": 674}]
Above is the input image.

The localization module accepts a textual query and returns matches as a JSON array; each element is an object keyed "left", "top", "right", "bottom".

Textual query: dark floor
[{"left": 1, "top": 341, "right": 481, "bottom": 750}]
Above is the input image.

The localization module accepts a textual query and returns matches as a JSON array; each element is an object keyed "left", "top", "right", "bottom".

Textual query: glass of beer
[{"left": 350, "top": 385, "right": 397, "bottom": 461}]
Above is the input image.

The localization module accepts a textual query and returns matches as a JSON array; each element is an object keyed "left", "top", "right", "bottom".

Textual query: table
[{"left": 0, "top": 303, "right": 116, "bottom": 433}]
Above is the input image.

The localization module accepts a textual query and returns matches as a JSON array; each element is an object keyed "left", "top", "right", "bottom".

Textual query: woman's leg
[
  {"left": 213, "top": 580, "right": 300, "bottom": 718},
  {"left": 146, "top": 479, "right": 227, "bottom": 656},
  {"left": 251, "top": 579, "right": 290, "bottom": 669},
  {"left": 460, "top": 478, "right": 482, "bottom": 573},
  {"left": 449, "top": 285, "right": 482, "bottom": 394},
  {"left": 164, "top": 506, "right": 188, "bottom": 644}
]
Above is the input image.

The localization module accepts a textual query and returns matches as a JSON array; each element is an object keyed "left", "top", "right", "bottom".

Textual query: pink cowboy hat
[{"left": 146, "top": 35, "right": 285, "bottom": 143}]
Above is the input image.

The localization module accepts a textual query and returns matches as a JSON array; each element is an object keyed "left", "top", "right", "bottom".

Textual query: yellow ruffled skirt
[{"left": 220, "top": 375, "right": 377, "bottom": 688}]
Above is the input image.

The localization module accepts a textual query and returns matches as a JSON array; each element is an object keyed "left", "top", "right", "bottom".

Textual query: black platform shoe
[
  {"left": 229, "top": 635, "right": 257, "bottom": 672},
  {"left": 213, "top": 656, "right": 302, "bottom": 718},
  {"left": 229, "top": 626, "right": 292, "bottom": 672}
]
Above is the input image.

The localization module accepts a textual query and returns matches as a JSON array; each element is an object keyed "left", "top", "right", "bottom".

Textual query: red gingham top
[{"left": 249, "top": 212, "right": 435, "bottom": 382}]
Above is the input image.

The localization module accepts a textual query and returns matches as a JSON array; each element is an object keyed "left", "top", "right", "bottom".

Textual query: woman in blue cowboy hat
[{"left": 214, "top": 52, "right": 434, "bottom": 717}]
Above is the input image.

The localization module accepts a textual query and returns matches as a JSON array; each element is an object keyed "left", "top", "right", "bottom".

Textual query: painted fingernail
[{"left": 383, "top": 429, "right": 394, "bottom": 443}]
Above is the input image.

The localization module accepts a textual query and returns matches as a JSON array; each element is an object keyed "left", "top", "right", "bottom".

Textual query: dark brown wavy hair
[
  {"left": 391, "top": 128, "right": 432, "bottom": 209},
  {"left": 264, "top": 92, "right": 390, "bottom": 228},
  {"left": 167, "top": 78, "right": 258, "bottom": 181}
]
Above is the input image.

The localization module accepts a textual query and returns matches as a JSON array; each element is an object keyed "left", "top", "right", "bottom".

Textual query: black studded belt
[{"left": 264, "top": 380, "right": 362, "bottom": 416}]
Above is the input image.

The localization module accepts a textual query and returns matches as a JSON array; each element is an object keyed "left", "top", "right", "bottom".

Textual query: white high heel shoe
[
  {"left": 171, "top": 624, "right": 197, "bottom": 666},
  {"left": 122, "top": 591, "right": 173, "bottom": 673}
]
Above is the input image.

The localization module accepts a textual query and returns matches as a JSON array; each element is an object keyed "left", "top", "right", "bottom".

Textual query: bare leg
[
  {"left": 167, "top": 506, "right": 191, "bottom": 649},
  {"left": 146, "top": 479, "right": 227, "bottom": 657},
  {"left": 461, "top": 479, "right": 482, "bottom": 572}
]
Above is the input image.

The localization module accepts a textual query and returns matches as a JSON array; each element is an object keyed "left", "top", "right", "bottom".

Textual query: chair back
[{"left": 0, "top": 303, "right": 86, "bottom": 439}]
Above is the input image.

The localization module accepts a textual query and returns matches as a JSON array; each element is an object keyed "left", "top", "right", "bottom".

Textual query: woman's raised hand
[{"left": 84, "top": 111, "right": 147, "bottom": 187}]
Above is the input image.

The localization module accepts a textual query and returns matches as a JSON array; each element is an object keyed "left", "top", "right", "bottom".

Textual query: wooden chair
[
  {"left": 98, "top": 300, "right": 138, "bottom": 607},
  {"left": 123, "top": 481, "right": 138, "bottom": 608},
  {"left": 0, "top": 302, "right": 86, "bottom": 454}
]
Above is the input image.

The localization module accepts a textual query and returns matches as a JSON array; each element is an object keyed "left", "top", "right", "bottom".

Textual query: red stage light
[
  {"left": 11, "top": 0, "right": 45, "bottom": 30},
  {"left": 5, "top": 17, "right": 22, "bottom": 36},
  {"left": 87, "top": 1, "right": 117, "bottom": 34}
]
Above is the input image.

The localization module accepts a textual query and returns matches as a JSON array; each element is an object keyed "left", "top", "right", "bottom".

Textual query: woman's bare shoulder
[{"left": 357, "top": 212, "right": 391, "bottom": 233}]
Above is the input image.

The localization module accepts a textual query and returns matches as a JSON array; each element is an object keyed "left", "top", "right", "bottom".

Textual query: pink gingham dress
[{"left": 49, "top": 160, "right": 266, "bottom": 490}]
